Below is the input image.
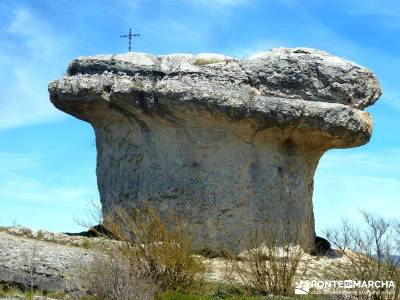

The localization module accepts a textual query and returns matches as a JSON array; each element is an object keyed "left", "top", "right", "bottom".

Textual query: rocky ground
[
  {"left": 0, "top": 226, "right": 351, "bottom": 299},
  {"left": 0, "top": 227, "right": 98, "bottom": 298}
]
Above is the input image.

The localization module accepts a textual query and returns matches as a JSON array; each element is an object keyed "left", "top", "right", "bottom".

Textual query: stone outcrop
[
  {"left": 49, "top": 48, "right": 381, "bottom": 252},
  {"left": 0, "top": 230, "right": 91, "bottom": 294}
]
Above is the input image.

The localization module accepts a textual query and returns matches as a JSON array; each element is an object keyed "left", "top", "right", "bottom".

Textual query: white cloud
[
  {"left": 0, "top": 152, "right": 40, "bottom": 174},
  {"left": 0, "top": 8, "right": 69, "bottom": 130},
  {"left": 7, "top": 8, "right": 70, "bottom": 63},
  {"left": 0, "top": 175, "right": 97, "bottom": 231},
  {"left": 0, "top": 152, "right": 90, "bottom": 207},
  {"left": 117, "top": 0, "right": 252, "bottom": 13},
  {"left": 0, "top": 64, "right": 64, "bottom": 130},
  {"left": 145, "top": 15, "right": 209, "bottom": 49}
]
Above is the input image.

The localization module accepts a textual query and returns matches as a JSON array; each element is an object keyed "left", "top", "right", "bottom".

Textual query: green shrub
[
  {"left": 211, "top": 284, "right": 245, "bottom": 298},
  {"left": 36, "top": 230, "right": 44, "bottom": 240},
  {"left": 156, "top": 290, "right": 213, "bottom": 300}
]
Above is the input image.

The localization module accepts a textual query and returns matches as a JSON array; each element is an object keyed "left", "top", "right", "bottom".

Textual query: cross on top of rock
[{"left": 120, "top": 28, "right": 140, "bottom": 52}]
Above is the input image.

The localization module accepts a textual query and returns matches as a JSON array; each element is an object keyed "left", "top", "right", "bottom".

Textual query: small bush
[
  {"left": 229, "top": 230, "right": 304, "bottom": 296},
  {"left": 103, "top": 204, "right": 206, "bottom": 292},
  {"left": 36, "top": 230, "right": 44, "bottom": 240},
  {"left": 211, "top": 283, "right": 245, "bottom": 298},
  {"left": 81, "top": 253, "right": 155, "bottom": 300},
  {"left": 80, "top": 239, "right": 91, "bottom": 249},
  {"left": 325, "top": 211, "right": 400, "bottom": 300}
]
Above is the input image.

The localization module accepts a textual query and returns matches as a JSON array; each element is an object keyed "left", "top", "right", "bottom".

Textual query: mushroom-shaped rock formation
[{"left": 49, "top": 48, "right": 381, "bottom": 252}]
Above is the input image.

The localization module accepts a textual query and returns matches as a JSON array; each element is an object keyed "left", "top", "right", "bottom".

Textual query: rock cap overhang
[{"left": 49, "top": 47, "right": 381, "bottom": 149}]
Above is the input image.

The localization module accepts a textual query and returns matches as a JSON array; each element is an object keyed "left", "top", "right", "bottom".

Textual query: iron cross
[{"left": 120, "top": 28, "right": 140, "bottom": 52}]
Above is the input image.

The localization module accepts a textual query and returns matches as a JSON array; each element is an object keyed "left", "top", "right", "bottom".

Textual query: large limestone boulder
[{"left": 49, "top": 48, "right": 381, "bottom": 252}]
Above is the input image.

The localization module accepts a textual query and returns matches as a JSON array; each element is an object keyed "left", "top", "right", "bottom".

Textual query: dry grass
[
  {"left": 0, "top": 226, "right": 9, "bottom": 232},
  {"left": 102, "top": 203, "right": 206, "bottom": 292},
  {"left": 0, "top": 283, "right": 65, "bottom": 299},
  {"left": 227, "top": 230, "right": 305, "bottom": 297},
  {"left": 80, "top": 252, "right": 156, "bottom": 300}
]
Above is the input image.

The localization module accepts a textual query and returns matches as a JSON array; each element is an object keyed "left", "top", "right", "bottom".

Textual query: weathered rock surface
[
  {"left": 0, "top": 228, "right": 351, "bottom": 297},
  {"left": 49, "top": 48, "right": 381, "bottom": 252},
  {"left": 0, "top": 231, "right": 91, "bottom": 294}
]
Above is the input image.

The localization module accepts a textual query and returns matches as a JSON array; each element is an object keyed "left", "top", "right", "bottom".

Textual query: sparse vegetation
[
  {"left": 27, "top": 241, "right": 39, "bottom": 292},
  {"left": 3, "top": 208, "right": 399, "bottom": 299},
  {"left": 226, "top": 230, "right": 305, "bottom": 297},
  {"left": 325, "top": 211, "right": 400, "bottom": 299},
  {"left": 80, "top": 238, "right": 92, "bottom": 249},
  {"left": 102, "top": 204, "right": 207, "bottom": 292},
  {"left": 80, "top": 252, "right": 155, "bottom": 300},
  {"left": 0, "top": 283, "right": 65, "bottom": 299},
  {"left": 182, "top": 281, "right": 249, "bottom": 299},
  {"left": 78, "top": 203, "right": 207, "bottom": 298},
  {"left": 156, "top": 289, "right": 327, "bottom": 300},
  {"left": 0, "top": 226, "right": 9, "bottom": 232},
  {"left": 36, "top": 229, "right": 44, "bottom": 240},
  {"left": 156, "top": 290, "right": 260, "bottom": 300}
]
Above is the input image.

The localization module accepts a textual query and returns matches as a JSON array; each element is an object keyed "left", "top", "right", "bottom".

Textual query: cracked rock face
[
  {"left": 49, "top": 48, "right": 381, "bottom": 252},
  {"left": 0, "top": 231, "right": 90, "bottom": 294}
]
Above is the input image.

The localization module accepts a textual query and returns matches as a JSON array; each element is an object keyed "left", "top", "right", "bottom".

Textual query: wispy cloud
[
  {"left": 0, "top": 7, "right": 70, "bottom": 130},
  {"left": 0, "top": 152, "right": 40, "bottom": 174},
  {"left": 327, "top": 0, "right": 400, "bottom": 29},
  {"left": 0, "top": 0, "right": 398, "bottom": 235},
  {"left": 185, "top": 0, "right": 252, "bottom": 9},
  {"left": 319, "top": 149, "right": 400, "bottom": 173},
  {"left": 228, "top": 39, "right": 288, "bottom": 58},
  {"left": 314, "top": 149, "right": 400, "bottom": 233},
  {"left": 0, "top": 177, "right": 92, "bottom": 206},
  {"left": 122, "top": 0, "right": 253, "bottom": 10},
  {"left": 0, "top": 151, "right": 98, "bottom": 231},
  {"left": 239, "top": 1, "right": 400, "bottom": 113},
  {"left": 7, "top": 8, "right": 65, "bottom": 62}
]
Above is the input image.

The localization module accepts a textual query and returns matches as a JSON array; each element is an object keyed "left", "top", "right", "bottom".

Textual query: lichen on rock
[{"left": 49, "top": 47, "right": 381, "bottom": 252}]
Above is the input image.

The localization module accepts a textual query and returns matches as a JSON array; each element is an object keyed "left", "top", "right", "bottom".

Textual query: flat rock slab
[
  {"left": 0, "top": 232, "right": 91, "bottom": 294},
  {"left": 49, "top": 48, "right": 381, "bottom": 252}
]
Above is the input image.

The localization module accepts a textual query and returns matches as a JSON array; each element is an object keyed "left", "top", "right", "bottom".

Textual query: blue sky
[{"left": 0, "top": 0, "right": 399, "bottom": 233}]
